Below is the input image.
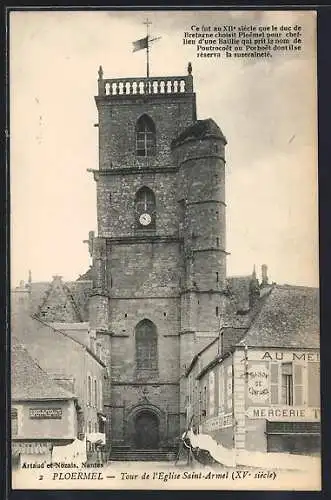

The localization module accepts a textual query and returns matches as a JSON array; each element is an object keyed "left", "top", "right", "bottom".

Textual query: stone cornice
[
  {"left": 95, "top": 92, "right": 195, "bottom": 106},
  {"left": 106, "top": 235, "right": 182, "bottom": 245},
  {"left": 88, "top": 166, "right": 179, "bottom": 179}
]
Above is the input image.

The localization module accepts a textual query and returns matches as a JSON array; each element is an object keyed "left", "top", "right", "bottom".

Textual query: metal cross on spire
[{"left": 132, "top": 18, "right": 161, "bottom": 78}]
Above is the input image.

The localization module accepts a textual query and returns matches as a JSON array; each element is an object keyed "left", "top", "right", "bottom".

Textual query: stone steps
[{"left": 110, "top": 449, "right": 177, "bottom": 462}]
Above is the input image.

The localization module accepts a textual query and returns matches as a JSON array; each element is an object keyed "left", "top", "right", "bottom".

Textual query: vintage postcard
[{"left": 9, "top": 9, "right": 320, "bottom": 490}]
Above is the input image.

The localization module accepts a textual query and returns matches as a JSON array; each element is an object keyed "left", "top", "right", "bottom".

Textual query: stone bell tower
[{"left": 87, "top": 62, "right": 228, "bottom": 456}]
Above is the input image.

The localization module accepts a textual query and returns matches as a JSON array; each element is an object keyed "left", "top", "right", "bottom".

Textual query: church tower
[{"left": 88, "top": 63, "right": 227, "bottom": 456}]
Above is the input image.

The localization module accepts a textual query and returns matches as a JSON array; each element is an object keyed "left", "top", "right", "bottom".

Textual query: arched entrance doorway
[{"left": 134, "top": 410, "right": 160, "bottom": 449}]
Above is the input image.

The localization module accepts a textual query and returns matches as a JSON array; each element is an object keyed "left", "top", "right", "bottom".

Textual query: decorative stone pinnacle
[
  {"left": 98, "top": 65, "right": 104, "bottom": 80},
  {"left": 188, "top": 62, "right": 192, "bottom": 75}
]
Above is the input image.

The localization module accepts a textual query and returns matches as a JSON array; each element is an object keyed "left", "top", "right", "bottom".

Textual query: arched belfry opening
[
  {"left": 135, "top": 114, "right": 156, "bottom": 157},
  {"left": 135, "top": 187, "right": 156, "bottom": 229},
  {"left": 135, "top": 319, "right": 158, "bottom": 375}
]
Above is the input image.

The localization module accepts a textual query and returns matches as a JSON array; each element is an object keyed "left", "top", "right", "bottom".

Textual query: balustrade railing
[{"left": 98, "top": 75, "right": 193, "bottom": 97}]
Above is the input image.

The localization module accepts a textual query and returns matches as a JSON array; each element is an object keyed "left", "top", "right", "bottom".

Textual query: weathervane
[{"left": 132, "top": 18, "right": 161, "bottom": 78}]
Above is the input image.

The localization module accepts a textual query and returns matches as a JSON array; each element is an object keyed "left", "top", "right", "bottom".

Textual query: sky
[{"left": 10, "top": 9, "right": 318, "bottom": 287}]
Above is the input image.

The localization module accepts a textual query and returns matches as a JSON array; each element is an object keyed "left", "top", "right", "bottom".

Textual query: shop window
[
  {"left": 281, "top": 363, "right": 293, "bottom": 405},
  {"left": 135, "top": 114, "right": 156, "bottom": 157},
  {"left": 271, "top": 362, "right": 304, "bottom": 406}
]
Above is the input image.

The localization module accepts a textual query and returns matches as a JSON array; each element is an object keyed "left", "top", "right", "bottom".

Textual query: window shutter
[
  {"left": 94, "top": 379, "right": 97, "bottom": 407},
  {"left": 219, "top": 365, "right": 224, "bottom": 414},
  {"left": 307, "top": 362, "right": 320, "bottom": 407},
  {"left": 99, "top": 380, "right": 103, "bottom": 410},
  {"left": 226, "top": 365, "right": 233, "bottom": 411},
  {"left": 294, "top": 364, "right": 304, "bottom": 405},
  {"left": 209, "top": 371, "right": 215, "bottom": 416},
  {"left": 270, "top": 362, "right": 279, "bottom": 404},
  {"left": 11, "top": 408, "right": 18, "bottom": 437}
]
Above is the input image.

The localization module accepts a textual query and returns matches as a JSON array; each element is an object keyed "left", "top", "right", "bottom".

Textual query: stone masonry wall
[{"left": 96, "top": 95, "right": 196, "bottom": 170}]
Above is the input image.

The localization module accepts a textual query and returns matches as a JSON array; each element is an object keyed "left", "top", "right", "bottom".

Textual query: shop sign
[
  {"left": 203, "top": 413, "right": 233, "bottom": 432},
  {"left": 246, "top": 406, "right": 320, "bottom": 421},
  {"left": 244, "top": 350, "right": 319, "bottom": 362},
  {"left": 12, "top": 441, "right": 52, "bottom": 454},
  {"left": 29, "top": 408, "right": 62, "bottom": 419},
  {"left": 247, "top": 364, "right": 270, "bottom": 402}
]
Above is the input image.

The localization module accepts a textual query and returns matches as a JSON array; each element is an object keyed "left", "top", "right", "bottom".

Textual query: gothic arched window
[
  {"left": 135, "top": 319, "right": 158, "bottom": 373},
  {"left": 135, "top": 186, "right": 156, "bottom": 229},
  {"left": 135, "top": 114, "right": 156, "bottom": 157}
]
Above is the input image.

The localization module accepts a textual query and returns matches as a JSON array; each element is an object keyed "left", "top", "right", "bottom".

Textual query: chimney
[
  {"left": 261, "top": 264, "right": 269, "bottom": 286},
  {"left": 11, "top": 279, "right": 32, "bottom": 335}
]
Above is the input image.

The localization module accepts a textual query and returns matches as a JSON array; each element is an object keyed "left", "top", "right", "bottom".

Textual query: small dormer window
[{"left": 135, "top": 114, "right": 156, "bottom": 157}]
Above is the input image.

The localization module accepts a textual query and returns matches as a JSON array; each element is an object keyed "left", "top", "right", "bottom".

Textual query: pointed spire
[
  {"left": 252, "top": 264, "right": 257, "bottom": 280},
  {"left": 98, "top": 65, "right": 103, "bottom": 80}
]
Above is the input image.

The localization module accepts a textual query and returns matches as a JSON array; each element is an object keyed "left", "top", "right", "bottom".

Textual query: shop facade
[
  {"left": 12, "top": 399, "right": 79, "bottom": 465},
  {"left": 187, "top": 345, "right": 320, "bottom": 456}
]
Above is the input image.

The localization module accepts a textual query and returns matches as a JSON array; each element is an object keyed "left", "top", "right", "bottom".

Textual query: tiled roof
[
  {"left": 77, "top": 266, "right": 96, "bottom": 283},
  {"left": 223, "top": 280, "right": 274, "bottom": 329},
  {"left": 226, "top": 276, "right": 251, "bottom": 315},
  {"left": 28, "top": 278, "right": 92, "bottom": 321},
  {"left": 238, "top": 285, "right": 320, "bottom": 349},
  {"left": 11, "top": 339, "right": 76, "bottom": 401}
]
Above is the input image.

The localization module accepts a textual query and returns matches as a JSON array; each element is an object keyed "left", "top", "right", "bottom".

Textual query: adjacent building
[
  {"left": 186, "top": 284, "right": 320, "bottom": 456},
  {"left": 11, "top": 286, "right": 107, "bottom": 456},
  {"left": 11, "top": 340, "right": 79, "bottom": 465}
]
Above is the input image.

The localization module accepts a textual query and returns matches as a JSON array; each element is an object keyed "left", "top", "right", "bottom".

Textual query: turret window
[{"left": 135, "top": 114, "right": 156, "bottom": 157}]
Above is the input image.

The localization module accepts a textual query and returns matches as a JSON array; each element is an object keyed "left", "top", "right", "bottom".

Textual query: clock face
[{"left": 139, "top": 213, "right": 152, "bottom": 226}]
